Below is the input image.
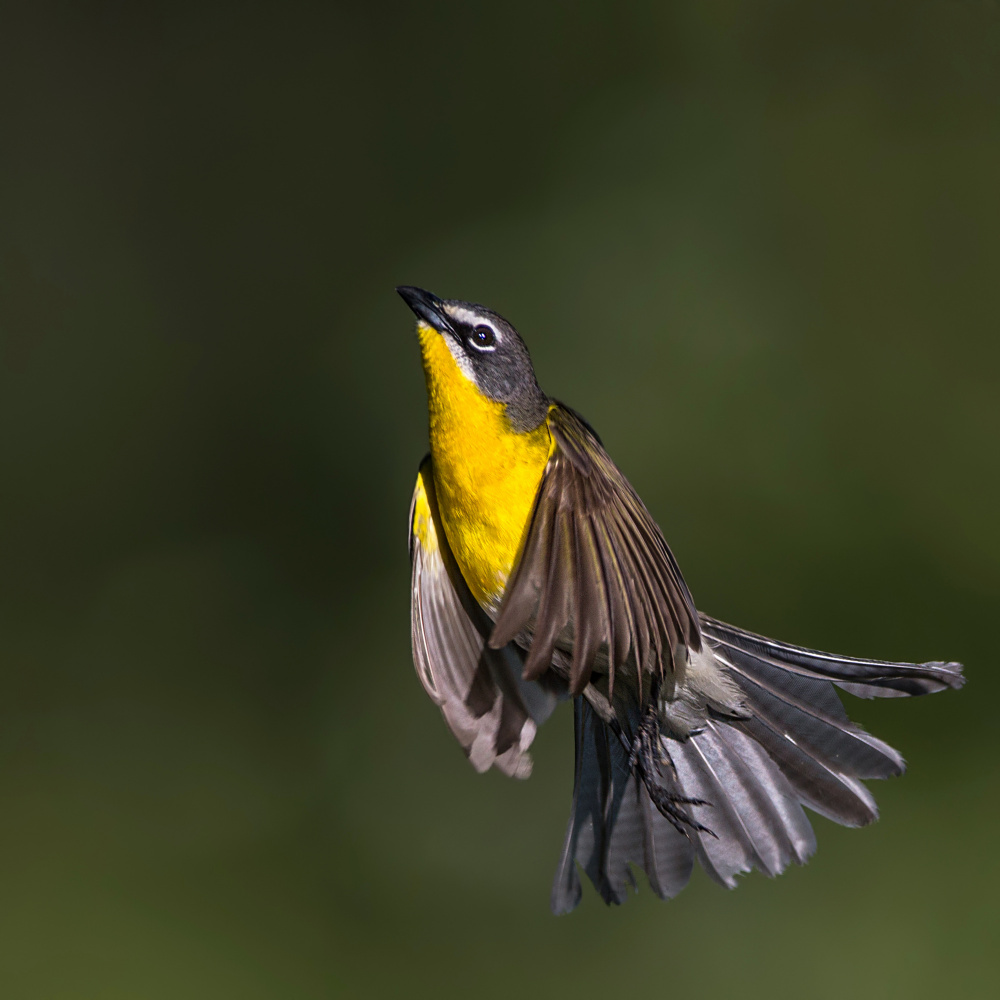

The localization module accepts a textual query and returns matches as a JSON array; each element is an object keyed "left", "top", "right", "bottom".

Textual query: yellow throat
[{"left": 418, "top": 323, "right": 551, "bottom": 606}]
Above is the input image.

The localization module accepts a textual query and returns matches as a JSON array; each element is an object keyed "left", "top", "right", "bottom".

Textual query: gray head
[{"left": 397, "top": 286, "right": 549, "bottom": 432}]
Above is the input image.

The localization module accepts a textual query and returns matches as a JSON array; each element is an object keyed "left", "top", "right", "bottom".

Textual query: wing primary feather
[
  {"left": 492, "top": 404, "right": 704, "bottom": 696},
  {"left": 523, "top": 497, "right": 574, "bottom": 680},
  {"left": 462, "top": 658, "right": 499, "bottom": 719},
  {"left": 570, "top": 510, "right": 607, "bottom": 694},
  {"left": 604, "top": 512, "right": 648, "bottom": 653},
  {"left": 409, "top": 459, "right": 547, "bottom": 779},
  {"left": 598, "top": 517, "right": 636, "bottom": 674},
  {"left": 616, "top": 496, "right": 686, "bottom": 668},
  {"left": 592, "top": 516, "right": 626, "bottom": 700},
  {"left": 610, "top": 496, "right": 665, "bottom": 686}
]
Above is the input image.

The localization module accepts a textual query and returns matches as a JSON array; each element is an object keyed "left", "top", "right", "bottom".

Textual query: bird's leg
[
  {"left": 633, "top": 720, "right": 716, "bottom": 838},
  {"left": 611, "top": 675, "right": 715, "bottom": 839}
]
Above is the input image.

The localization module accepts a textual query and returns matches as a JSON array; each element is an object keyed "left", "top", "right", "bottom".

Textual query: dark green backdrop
[{"left": 1, "top": 2, "right": 997, "bottom": 997}]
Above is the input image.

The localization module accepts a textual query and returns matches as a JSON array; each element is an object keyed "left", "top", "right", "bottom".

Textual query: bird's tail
[{"left": 551, "top": 615, "right": 964, "bottom": 914}]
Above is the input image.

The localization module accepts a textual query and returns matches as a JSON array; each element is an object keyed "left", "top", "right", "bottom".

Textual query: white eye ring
[{"left": 468, "top": 324, "right": 499, "bottom": 352}]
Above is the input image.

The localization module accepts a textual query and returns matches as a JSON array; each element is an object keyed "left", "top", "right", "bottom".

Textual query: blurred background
[{"left": 1, "top": 1, "right": 998, "bottom": 997}]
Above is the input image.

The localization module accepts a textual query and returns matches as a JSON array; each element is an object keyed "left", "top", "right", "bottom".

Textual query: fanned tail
[
  {"left": 551, "top": 699, "right": 694, "bottom": 914},
  {"left": 554, "top": 617, "right": 964, "bottom": 910}
]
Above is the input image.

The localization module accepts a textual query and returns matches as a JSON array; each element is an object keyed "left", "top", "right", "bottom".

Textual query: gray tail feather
[
  {"left": 699, "top": 615, "right": 965, "bottom": 699},
  {"left": 668, "top": 721, "right": 817, "bottom": 888},
  {"left": 551, "top": 699, "right": 694, "bottom": 914},
  {"left": 703, "top": 614, "right": 964, "bottom": 828},
  {"left": 553, "top": 619, "right": 964, "bottom": 911}
]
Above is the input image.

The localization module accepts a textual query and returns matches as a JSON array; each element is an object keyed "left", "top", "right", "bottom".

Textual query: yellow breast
[{"left": 419, "top": 325, "right": 551, "bottom": 606}]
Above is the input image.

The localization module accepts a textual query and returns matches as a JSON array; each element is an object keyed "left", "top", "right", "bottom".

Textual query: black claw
[
  {"left": 610, "top": 696, "right": 717, "bottom": 840},
  {"left": 670, "top": 794, "right": 712, "bottom": 807},
  {"left": 645, "top": 783, "right": 718, "bottom": 839}
]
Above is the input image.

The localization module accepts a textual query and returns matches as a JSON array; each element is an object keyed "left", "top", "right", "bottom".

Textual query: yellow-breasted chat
[{"left": 398, "top": 285, "right": 965, "bottom": 914}]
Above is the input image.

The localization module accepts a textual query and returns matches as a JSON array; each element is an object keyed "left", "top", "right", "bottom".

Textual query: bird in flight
[{"left": 399, "top": 286, "right": 964, "bottom": 913}]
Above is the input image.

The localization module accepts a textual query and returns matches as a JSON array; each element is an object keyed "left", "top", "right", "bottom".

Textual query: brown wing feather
[
  {"left": 490, "top": 404, "right": 701, "bottom": 697},
  {"left": 410, "top": 457, "right": 561, "bottom": 776}
]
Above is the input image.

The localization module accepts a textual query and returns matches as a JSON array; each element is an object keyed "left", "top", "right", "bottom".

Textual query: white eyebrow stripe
[{"left": 445, "top": 306, "right": 503, "bottom": 342}]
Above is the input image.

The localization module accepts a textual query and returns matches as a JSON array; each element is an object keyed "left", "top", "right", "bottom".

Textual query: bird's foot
[{"left": 624, "top": 705, "right": 716, "bottom": 839}]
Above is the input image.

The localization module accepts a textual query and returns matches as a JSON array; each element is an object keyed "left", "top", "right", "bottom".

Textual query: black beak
[{"left": 396, "top": 286, "right": 454, "bottom": 333}]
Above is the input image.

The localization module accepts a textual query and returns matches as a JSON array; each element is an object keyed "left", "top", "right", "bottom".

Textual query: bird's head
[{"left": 397, "top": 286, "right": 548, "bottom": 433}]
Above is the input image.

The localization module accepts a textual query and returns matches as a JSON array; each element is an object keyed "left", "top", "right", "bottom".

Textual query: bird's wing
[
  {"left": 409, "top": 456, "right": 561, "bottom": 778},
  {"left": 490, "top": 403, "right": 701, "bottom": 697}
]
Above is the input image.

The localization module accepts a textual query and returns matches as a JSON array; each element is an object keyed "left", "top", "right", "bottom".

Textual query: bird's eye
[{"left": 469, "top": 325, "right": 496, "bottom": 350}]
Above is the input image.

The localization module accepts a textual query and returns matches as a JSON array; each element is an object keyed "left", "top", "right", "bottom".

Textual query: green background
[{"left": 1, "top": 2, "right": 998, "bottom": 997}]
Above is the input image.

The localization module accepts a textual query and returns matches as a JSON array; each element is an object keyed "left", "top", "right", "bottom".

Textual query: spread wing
[
  {"left": 490, "top": 404, "right": 701, "bottom": 697},
  {"left": 409, "top": 456, "right": 561, "bottom": 778}
]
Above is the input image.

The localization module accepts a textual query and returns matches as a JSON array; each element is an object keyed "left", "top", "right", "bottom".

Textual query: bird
[{"left": 398, "top": 285, "right": 965, "bottom": 914}]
